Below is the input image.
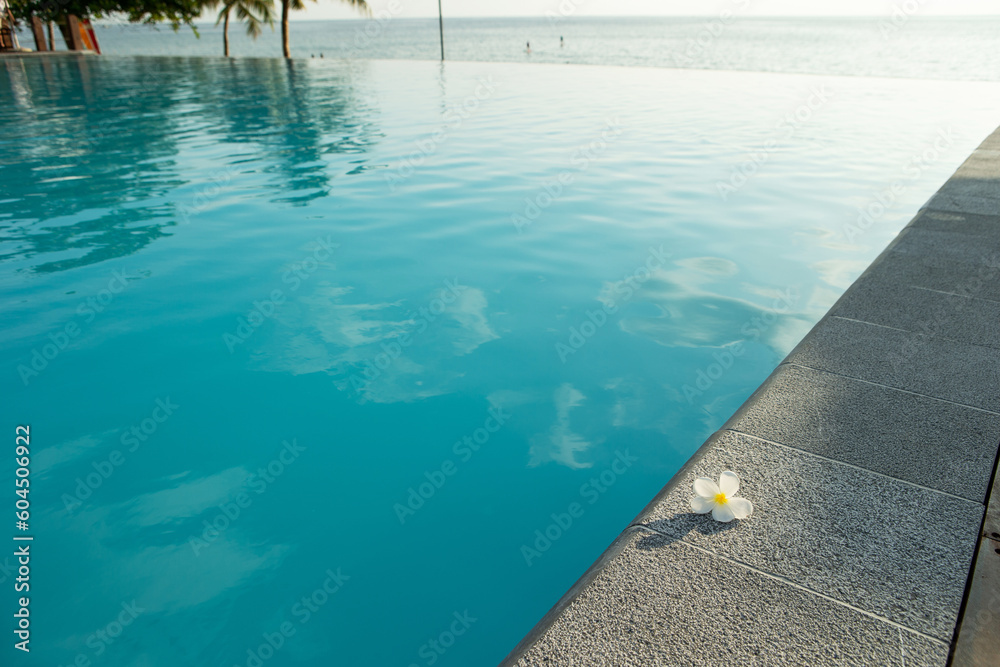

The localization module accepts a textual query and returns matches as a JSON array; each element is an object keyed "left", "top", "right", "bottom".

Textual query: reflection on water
[
  {"left": 609, "top": 258, "right": 809, "bottom": 351},
  {"left": 0, "top": 57, "right": 379, "bottom": 273},
  {"left": 193, "top": 59, "right": 382, "bottom": 205},
  {"left": 1, "top": 57, "right": 181, "bottom": 272},
  {"left": 253, "top": 281, "right": 500, "bottom": 404},
  {"left": 528, "top": 383, "right": 593, "bottom": 469}
]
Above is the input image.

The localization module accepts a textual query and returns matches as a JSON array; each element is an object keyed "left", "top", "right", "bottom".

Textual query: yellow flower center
[{"left": 714, "top": 492, "right": 728, "bottom": 505}]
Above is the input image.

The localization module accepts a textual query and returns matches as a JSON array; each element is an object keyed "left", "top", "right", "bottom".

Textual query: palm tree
[
  {"left": 280, "top": 0, "right": 369, "bottom": 59},
  {"left": 210, "top": 0, "right": 276, "bottom": 57}
]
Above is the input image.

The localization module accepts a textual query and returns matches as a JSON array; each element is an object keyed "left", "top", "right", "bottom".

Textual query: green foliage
[
  {"left": 284, "top": 0, "right": 366, "bottom": 12},
  {"left": 7, "top": 0, "right": 371, "bottom": 49},
  {"left": 207, "top": 0, "right": 274, "bottom": 38},
  {"left": 9, "top": 0, "right": 207, "bottom": 29}
]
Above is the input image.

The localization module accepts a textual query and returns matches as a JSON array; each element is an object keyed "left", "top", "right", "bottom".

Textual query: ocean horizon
[{"left": 19, "top": 16, "right": 1000, "bottom": 81}]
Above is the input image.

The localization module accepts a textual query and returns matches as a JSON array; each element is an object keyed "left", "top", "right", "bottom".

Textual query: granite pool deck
[{"left": 502, "top": 127, "right": 1000, "bottom": 666}]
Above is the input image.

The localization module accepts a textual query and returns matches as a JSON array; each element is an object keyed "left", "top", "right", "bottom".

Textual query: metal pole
[{"left": 437, "top": 0, "right": 444, "bottom": 60}]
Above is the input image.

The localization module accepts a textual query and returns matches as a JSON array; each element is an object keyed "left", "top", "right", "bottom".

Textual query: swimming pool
[{"left": 2, "top": 56, "right": 999, "bottom": 666}]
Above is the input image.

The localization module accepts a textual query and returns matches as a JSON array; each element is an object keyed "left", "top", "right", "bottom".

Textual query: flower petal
[
  {"left": 728, "top": 497, "right": 753, "bottom": 520},
  {"left": 719, "top": 471, "right": 740, "bottom": 496},
  {"left": 693, "top": 477, "right": 720, "bottom": 498},
  {"left": 712, "top": 504, "right": 736, "bottom": 523},
  {"left": 691, "top": 496, "right": 715, "bottom": 514}
]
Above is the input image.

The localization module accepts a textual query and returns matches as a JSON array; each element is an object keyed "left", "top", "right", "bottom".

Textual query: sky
[{"left": 270, "top": 0, "right": 1000, "bottom": 21}]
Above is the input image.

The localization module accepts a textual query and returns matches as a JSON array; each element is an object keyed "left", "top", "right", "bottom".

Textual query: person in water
[
  {"left": 526, "top": 41, "right": 531, "bottom": 53},
  {"left": 560, "top": 36, "right": 564, "bottom": 47}
]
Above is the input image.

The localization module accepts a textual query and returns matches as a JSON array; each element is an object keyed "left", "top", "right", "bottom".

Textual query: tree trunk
[
  {"left": 31, "top": 16, "right": 48, "bottom": 51},
  {"left": 281, "top": 0, "right": 290, "bottom": 58},
  {"left": 47, "top": 21, "right": 55, "bottom": 50},
  {"left": 223, "top": 11, "right": 230, "bottom": 57},
  {"left": 59, "top": 15, "right": 85, "bottom": 50}
]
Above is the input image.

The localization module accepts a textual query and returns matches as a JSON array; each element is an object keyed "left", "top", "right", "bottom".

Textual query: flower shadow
[{"left": 633, "top": 512, "right": 738, "bottom": 550}]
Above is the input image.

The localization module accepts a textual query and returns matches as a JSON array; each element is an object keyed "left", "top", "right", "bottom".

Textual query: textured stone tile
[
  {"left": 635, "top": 431, "right": 982, "bottom": 639},
  {"left": 511, "top": 529, "right": 949, "bottom": 667},
  {"left": 951, "top": 538, "right": 1000, "bottom": 667},
  {"left": 967, "top": 149, "right": 1000, "bottom": 167},
  {"left": 726, "top": 364, "right": 1000, "bottom": 500},
  {"left": 925, "top": 191, "right": 1000, "bottom": 215},
  {"left": 863, "top": 228, "right": 1000, "bottom": 302},
  {"left": 979, "top": 130, "right": 1000, "bottom": 151},
  {"left": 937, "top": 175, "right": 1000, "bottom": 201},
  {"left": 908, "top": 208, "right": 1000, "bottom": 240},
  {"left": 959, "top": 148, "right": 1000, "bottom": 167},
  {"left": 938, "top": 179, "right": 1000, "bottom": 200},
  {"left": 938, "top": 181, "right": 1000, "bottom": 202},
  {"left": 830, "top": 272, "right": 1000, "bottom": 349},
  {"left": 956, "top": 153, "right": 1000, "bottom": 179},
  {"left": 785, "top": 316, "right": 1000, "bottom": 411}
]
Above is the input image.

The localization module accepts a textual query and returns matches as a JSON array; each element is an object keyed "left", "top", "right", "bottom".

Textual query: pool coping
[
  {"left": 0, "top": 50, "right": 97, "bottom": 57},
  {"left": 501, "top": 127, "right": 1000, "bottom": 666}
]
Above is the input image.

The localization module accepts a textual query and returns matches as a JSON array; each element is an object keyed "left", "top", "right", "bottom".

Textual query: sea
[{"left": 18, "top": 16, "right": 1000, "bottom": 81}]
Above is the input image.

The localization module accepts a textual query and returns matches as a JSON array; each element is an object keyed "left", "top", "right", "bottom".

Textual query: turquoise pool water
[{"left": 2, "top": 56, "right": 1000, "bottom": 666}]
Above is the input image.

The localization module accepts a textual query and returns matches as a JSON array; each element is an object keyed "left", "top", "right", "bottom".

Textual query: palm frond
[
  {"left": 245, "top": 0, "right": 276, "bottom": 23},
  {"left": 343, "top": 0, "right": 371, "bottom": 16},
  {"left": 291, "top": 0, "right": 369, "bottom": 16},
  {"left": 214, "top": 0, "right": 277, "bottom": 39},
  {"left": 234, "top": 4, "right": 262, "bottom": 38}
]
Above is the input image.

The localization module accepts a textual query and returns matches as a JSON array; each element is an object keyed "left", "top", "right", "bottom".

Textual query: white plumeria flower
[{"left": 691, "top": 471, "right": 753, "bottom": 523}]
